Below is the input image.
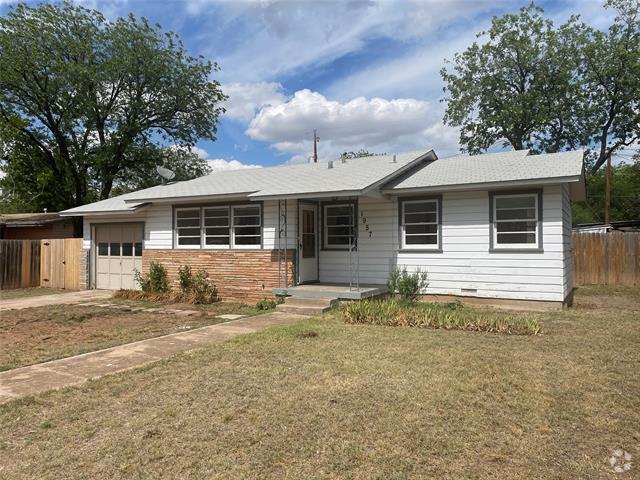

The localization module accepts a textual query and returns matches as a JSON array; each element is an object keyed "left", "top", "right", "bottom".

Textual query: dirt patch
[{"left": 0, "top": 304, "right": 229, "bottom": 371}]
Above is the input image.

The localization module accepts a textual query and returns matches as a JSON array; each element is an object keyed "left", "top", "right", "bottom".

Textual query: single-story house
[
  {"left": 0, "top": 212, "right": 80, "bottom": 240},
  {"left": 60, "top": 148, "right": 585, "bottom": 308}
]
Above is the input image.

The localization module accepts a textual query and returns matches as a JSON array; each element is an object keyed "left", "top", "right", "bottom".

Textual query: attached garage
[{"left": 94, "top": 224, "right": 143, "bottom": 290}]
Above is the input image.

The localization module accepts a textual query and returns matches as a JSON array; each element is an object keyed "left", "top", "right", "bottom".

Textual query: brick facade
[
  {"left": 142, "top": 249, "right": 296, "bottom": 302},
  {"left": 79, "top": 248, "right": 89, "bottom": 290}
]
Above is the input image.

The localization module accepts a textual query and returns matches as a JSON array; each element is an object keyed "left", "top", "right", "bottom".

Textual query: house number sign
[{"left": 360, "top": 211, "right": 373, "bottom": 238}]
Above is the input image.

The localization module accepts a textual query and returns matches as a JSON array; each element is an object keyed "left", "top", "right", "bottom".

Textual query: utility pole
[
  {"left": 605, "top": 151, "right": 612, "bottom": 225},
  {"left": 312, "top": 129, "right": 319, "bottom": 163}
]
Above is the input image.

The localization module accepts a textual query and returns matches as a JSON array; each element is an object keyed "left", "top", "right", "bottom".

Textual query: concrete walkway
[
  {"left": 0, "top": 289, "right": 113, "bottom": 311},
  {"left": 0, "top": 311, "right": 304, "bottom": 404}
]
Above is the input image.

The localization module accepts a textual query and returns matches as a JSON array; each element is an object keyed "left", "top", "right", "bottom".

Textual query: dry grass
[
  {"left": 0, "top": 302, "right": 259, "bottom": 371},
  {"left": 0, "top": 287, "right": 66, "bottom": 300},
  {"left": 0, "top": 287, "right": 638, "bottom": 479}
]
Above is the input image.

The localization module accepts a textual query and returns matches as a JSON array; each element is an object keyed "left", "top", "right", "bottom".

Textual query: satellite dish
[{"left": 156, "top": 165, "right": 176, "bottom": 183}]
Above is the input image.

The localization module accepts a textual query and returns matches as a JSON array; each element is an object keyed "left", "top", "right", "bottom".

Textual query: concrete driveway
[{"left": 0, "top": 290, "right": 113, "bottom": 311}]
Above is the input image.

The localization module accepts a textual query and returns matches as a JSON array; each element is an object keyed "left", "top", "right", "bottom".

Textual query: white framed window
[
  {"left": 231, "top": 205, "right": 261, "bottom": 248},
  {"left": 175, "top": 208, "right": 202, "bottom": 248},
  {"left": 203, "top": 207, "right": 230, "bottom": 248},
  {"left": 400, "top": 198, "right": 440, "bottom": 250},
  {"left": 491, "top": 192, "right": 541, "bottom": 250},
  {"left": 323, "top": 203, "right": 355, "bottom": 249},
  {"left": 174, "top": 204, "right": 261, "bottom": 249}
]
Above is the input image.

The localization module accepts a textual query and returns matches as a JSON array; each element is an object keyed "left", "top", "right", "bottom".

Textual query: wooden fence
[
  {"left": 573, "top": 232, "right": 640, "bottom": 286},
  {"left": 0, "top": 240, "right": 41, "bottom": 290},
  {"left": 1, "top": 238, "right": 82, "bottom": 290}
]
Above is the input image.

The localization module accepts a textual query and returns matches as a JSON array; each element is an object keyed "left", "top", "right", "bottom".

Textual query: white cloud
[
  {"left": 177, "top": 145, "right": 262, "bottom": 171},
  {"left": 207, "top": 158, "right": 262, "bottom": 172},
  {"left": 222, "top": 82, "right": 287, "bottom": 122},
  {"left": 196, "top": 0, "right": 507, "bottom": 83},
  {"left": 246, "top": 89, "right": 460, "bottom": 162}
]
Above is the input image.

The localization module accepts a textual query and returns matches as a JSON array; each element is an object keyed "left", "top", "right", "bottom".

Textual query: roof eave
[
  {"left": 382, "top": 175, "right": 583, "bottom": 195},
  {"left": 122, "top": 192, "right": 257, "bottom": 204},
  {"left": 249, "top": 189, "right": 364, "bottom": 201},
  {"left": 362, "top": 149, "right": 437, "bottom": 196},
  {"left": 59, "top": 203, "right": 150, "bottom": 217}
]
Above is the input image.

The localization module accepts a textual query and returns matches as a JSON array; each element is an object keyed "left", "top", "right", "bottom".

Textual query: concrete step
[
  {"left": 276, "top": 296, "right": 339, "bottom": 316},
  {"left": 282, "top": 296, "right": 339, "bottom": 308}
]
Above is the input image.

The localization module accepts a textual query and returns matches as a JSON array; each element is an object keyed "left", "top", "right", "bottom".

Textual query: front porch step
[{"left": 276, "top": 296, "right": 338, "bottom": 316}]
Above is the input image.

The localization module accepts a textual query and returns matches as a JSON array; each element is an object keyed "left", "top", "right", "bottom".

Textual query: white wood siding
[
  {"left": 319, "top": 185, "right": 568, "bottom": 302},
  {"left": 83, "top": 200, "right": 296, "bottom": 251},
  {"left": 262, "top": 199, "right": 298, "bottom": 250},
  {"left": 561, "top": 183, "right": 574, "bottom": 299},
  {"left": 82, "top": 204, "right": 172, "bottom": 250}
]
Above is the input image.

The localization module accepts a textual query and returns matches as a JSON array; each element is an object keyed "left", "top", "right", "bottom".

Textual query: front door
[{"left": 298, "top": 203, "right": 318, "bottom": 283}]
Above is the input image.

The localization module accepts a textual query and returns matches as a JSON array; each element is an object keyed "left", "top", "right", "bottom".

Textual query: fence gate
[{"left": 40, "top": 238, "right": 82, "bottom": 290}]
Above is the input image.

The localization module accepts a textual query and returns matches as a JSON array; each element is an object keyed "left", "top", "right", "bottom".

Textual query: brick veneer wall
[
  {"left": 142, "top": 249, "right": 296, "bottom": 302},
  {"left": 79, "top": 248, "right": 89, "bottom": 290}
]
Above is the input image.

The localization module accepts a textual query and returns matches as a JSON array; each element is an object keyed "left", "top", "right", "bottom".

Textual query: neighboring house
[
  {"left": 0, "top": 213, "right": 80, "bottom": 240},
  {"left": 61, "top": 149, "right": 585, "bottom": 307},
  {"left": 573, "top": 220, "right": 640, "bottom": 233}
]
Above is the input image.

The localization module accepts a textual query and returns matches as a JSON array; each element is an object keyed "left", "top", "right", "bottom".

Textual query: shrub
[
  {"left": 134, "top": 261, "right": 169, "bottom": 293},
  {"left": 177, "top": 266, "right": 218, "bottom": 304},
  {"left": 178, "top": 265, "right": 193, "bottom": 292},
  {"left": 341, "top": 299, "right": 541, "bottom": 335},
  {"left": 256, "top": 298, "right": 277, "bottom": 310},
  {"left": 387, "top": 267, "right": 429, "bottom": 302}
]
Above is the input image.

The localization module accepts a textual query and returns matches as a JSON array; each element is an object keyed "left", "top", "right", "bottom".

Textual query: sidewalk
[
  {"left": 0, "top": 311, "right": 304, "bottom": 404},
  {"left": 0, "top": 290, "right": 113, "bottom": 311}
]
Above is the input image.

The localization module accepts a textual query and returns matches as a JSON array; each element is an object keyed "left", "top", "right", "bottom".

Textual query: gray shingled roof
[
  {"left": 61, "top": 148, "right": 584, "bottom": 216},
  {"left": 61, "top": 150, "right": 434, "bottom": 214},
  {"left": 383, "top": 150, "right": 584, "bottom": 193}
]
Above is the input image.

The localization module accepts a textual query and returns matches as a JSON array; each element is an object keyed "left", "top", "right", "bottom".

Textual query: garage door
[{"left": 95, "top": 225, "right": 143, "bottom": 290}]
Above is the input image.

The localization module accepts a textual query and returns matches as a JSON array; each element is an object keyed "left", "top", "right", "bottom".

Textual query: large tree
[
  {"left": 0, "top": 2, "right": 224, "bottom": 212},
  {"left": 441, "top": 0, "right": 640, "bottom": 172}
]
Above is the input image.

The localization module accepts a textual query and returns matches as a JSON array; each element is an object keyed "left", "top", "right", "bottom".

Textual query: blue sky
[{"left": 0, "top": 0, "right": 619, "bottom": 170}]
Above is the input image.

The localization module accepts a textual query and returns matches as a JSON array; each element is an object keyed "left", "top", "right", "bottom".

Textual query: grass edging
[{"left": 341, "top": 299, "right": 542, "bottom": 335}]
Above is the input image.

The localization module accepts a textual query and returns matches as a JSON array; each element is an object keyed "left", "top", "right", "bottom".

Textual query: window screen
[
  {"left": 493, "top": 194, "right": 539, "bottom": 246},
  {"left": 401, "top": 199, "right": 439, "bottom": 249},
  {"left": 324, "top": 204, "right": 355, "bottom": 248}
]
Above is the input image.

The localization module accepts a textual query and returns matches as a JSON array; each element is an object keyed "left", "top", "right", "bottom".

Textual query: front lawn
[
  {"left": 0, "top": 287, "right": 638, "bottom": 479},
  {"left": 0, "top": 302, "right": 263, "bottom": 371}
]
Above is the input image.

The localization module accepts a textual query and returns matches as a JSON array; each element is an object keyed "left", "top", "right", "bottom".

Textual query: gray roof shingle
[
  {"left": 383, "top": 149, "right": 584, "bottom": 193},
  {"left": 61, "top": 148, "right": 584, "bottom": 215}
]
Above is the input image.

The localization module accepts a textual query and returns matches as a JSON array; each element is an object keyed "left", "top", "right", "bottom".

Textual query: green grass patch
[{"left": 341, "top": 299, "right": 542, "bottom": 335}]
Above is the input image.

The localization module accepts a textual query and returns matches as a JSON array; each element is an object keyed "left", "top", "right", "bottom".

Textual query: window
[
  {"left": 204, "top": 207, "right": 230, "bottom": 247},
  {"left": 400, "top": 198, "right": 441, "bottom": 250},
  {"left": 109, "top": 243, "right": 121, "bottom": 256},
  {"left": 134, "top": 242, "right": 142, "bottom": 256},
  {"left": 232, "top": 205, "right": 261, "bottom": 247},
  {"left": 98, "top": 242, "right": 108, "bottom": 256},
  {"left": 490, "top": 191, "right": 542, "bottom": 250},
  {"left": 324, "top": 203, "right": 356, "bottom": 249},
  {"left": 175, "top": 204, "right": 262, "bottom": 249},
  {"left": 176, "top": 208, "right": 201, "bottom": 247},
  {"left": 122, "top": 243, "right": 133, "bottom": 256}
]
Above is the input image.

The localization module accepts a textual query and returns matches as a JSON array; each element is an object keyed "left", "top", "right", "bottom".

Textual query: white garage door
[{"left": 95, "top": 225, "right": 143, "bottom": 290}]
